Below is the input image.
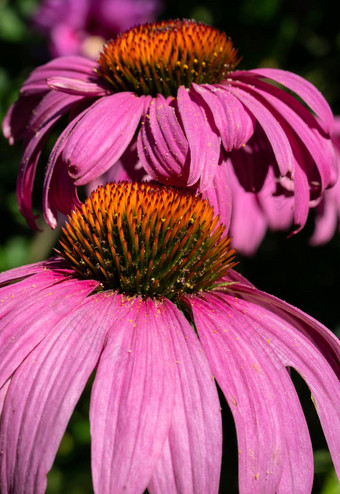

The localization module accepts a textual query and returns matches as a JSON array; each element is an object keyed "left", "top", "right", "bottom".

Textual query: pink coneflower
[
  {"left": 2, "top": 19, "right": 337, "bottom": 232},
  {"left": 33, "top": 0, "right": 163, "bottom": 58},
  {"left": 0, "top": 182, "right": 339, "bottom": 493},
  {"left": 229, "top": 117, "right": 340, "bottom": 256}
]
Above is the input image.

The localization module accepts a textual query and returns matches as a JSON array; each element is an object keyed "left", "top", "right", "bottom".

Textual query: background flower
[
  {"left": 0, "top": 183, "right": 339, "bottom": 493},
  {"left": 229, "top": 117, "right": 340, "bottom": 256},
  {"left": 33, "top": 0, "right": 163, "bottom": 58}
]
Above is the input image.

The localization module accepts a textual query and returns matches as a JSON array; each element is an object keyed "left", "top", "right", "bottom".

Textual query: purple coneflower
[
  {"left": 33, "top": 0, "right": 163, "bottom": 58},
  {"left": 0, "top": 182, "right": 339, "bottom": 493},
  {"left": 229, "top": 117, "right": 340, "bottom": 256},
  {"left": 2, "top": 19, "right": 337, "bottom": 232}
]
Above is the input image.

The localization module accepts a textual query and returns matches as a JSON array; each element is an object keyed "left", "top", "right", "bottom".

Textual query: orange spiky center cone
[
  {"left": 97, "top": 19, "right": 240, "bottom": 97},
  {"left": 58, "top": 181, "right": 237, "bottom": 299}
]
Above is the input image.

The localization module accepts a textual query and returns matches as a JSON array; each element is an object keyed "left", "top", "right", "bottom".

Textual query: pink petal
[
  {"left": 0, "top": 273, "right": 97, "bottom": 388},
  {"left": 90, "top": 296, "right": 176, "bottom": 494},
  {"left": 16, "top": 91, "right": 83, "bottom": 229},
  {"left": 186, "top": 292, "right": 314, "bottom": 493},
  {"left": 48, "top": 76, "right": 109, "bottom": 96},
  {"left": 257, "top": 168, "right": 294, "bottom": 232},
  {"left": 247, "top": 68, "right": 334, "bottom": 135},
  {"left": 0, "top": 257, "right": 71, "bottom": 286},
  {"left": 224, "top": 84, "right": 294, "bottom": 176},
  {"left": 291, "top": 156, "right": 310, "bottom": 232},
  {"left": 191, "top": 83, "right": 255, "bottom": 151},
  {"left": 227, "top": 283, "right": 340, "bottom": 479},
  {"left": 20, "top": 55, "right": 97, "bottom": 96},
  {"left": 149, "top": 299, "right": 222, "bottom": 494},
  {"left": 2, "top": 95, "right": 41, "bottom": 144},
  {"left": 137, "top": 95, "right": 190, "bottom": 186},
  {"left": 0, "top": 294, "right": 110, "bottom": 494},
  {"left": 201, "top": 158, "right": 232, "bottom": 230},
  {"left": 228, "top": 166, "right": 268, "bottom": 256},
  {"left": 62, "top": 92, "right": 148, "bottom": 185},
  {"left": 42, "top": 105, "right": 89, "bottom": 228},
  {"left": 176, "top": 86, "right": 221, "bottom": 189},
  {"left": 233, "top": 75, "right": 337, "bottom": 191}
]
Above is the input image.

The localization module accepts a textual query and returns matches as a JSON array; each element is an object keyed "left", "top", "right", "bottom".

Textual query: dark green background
[{"left": 0, "top": 0, "right": 339, "bottom": 492}]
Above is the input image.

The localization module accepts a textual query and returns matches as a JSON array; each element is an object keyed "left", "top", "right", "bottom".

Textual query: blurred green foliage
[{"left": 0, "top": 0, "right": 339, "bottom": 492}]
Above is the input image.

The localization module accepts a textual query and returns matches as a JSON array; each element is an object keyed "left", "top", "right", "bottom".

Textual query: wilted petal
[
  {"left": 90, "top": 296, "right": 176, "bottom": 494},
  {"left": 0, "top": 295, "right": 110, "bottom": 494},
  {"left": 62, "top": 92, "right": 148, "bottom": 185},
  {"left": 149, "top": 299, "right": 222, "bottom": 494}
]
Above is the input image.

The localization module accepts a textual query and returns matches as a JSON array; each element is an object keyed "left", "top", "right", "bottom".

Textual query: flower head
[
  {"left": 33, "top": 0, "right": 163, "bottom": 58},
  {"left": 3, "top": 19, "right": 337, "bottom": 232},
  {"left": 0, "top": 182, "right": 339, "bottom": 493}
]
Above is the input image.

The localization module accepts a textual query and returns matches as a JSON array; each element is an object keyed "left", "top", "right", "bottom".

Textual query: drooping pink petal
[
  {"left": 48, "top": 76, "right": 110, "bottom": 96},
  {"left": 257, "top": 168, "right": 294, "bottom": 232},
  {"left": 137, "top": 95, "right": 190, "bottom": 186},
  {"left": 232, "top": 75, "right": 337, "bottom": 191},
  {"left": 186, "top": 292, "right": 315, "bottom": 493},
  {"left": 226, "top": 283, "right": 340, "bottom": 479},
  {"left": 20, "top": 56, "right": 97, "bottom": 96},
  {"left": 247, "top": 68, "right": 334, "bottom": 135},
  {"left": 191, "top": 83, "right": 255, "bottom": 151},
  {"left": 201, "top": 158, "right": 232, "bottom": 230},
  {"left": 47, "top": 154, "right": 81, "bottom": 217},
  {"left": 309, "top": 184, "right": 340, "bottom": 246},
  {"left": 0, "top": 294, "right": 110, "bottom": 494},
  {"left": 0, "top": 273, "right": 98, "bottom": 388},
  {"left": 176, "top": 86, "right": 221, "bottom": 189},
  {"left": 42, "top": 104, "right": 89, "bottom": 227},
  {"left": 149, "top": 298, "right": 222, "bottom": 494},
  {"left": 62, "top": 92, "right": 149, "bottom": 185},
  {"left": 90, "top": 296, "right": 176, "bottom": 494},
  {"left": 291, "top": 155, "right": 310, "bottom": 232},
  {"left": 2, "top": 95, "right": 41, "bottom": 144},
  {"left": 223, "top": 84, "right": 294, "bottom": 176},
  {"left": 228, "top": 166, "right": 268, "bottom": 256},
  {"left": 16, "top": 91, "right": 84, "bottom": 229}
]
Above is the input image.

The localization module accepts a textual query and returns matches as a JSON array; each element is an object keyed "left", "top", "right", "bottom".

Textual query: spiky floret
[
  {"left": 58, "top": 182, "right": 236, "bottom": 298},
  {"left": 97, "top": 19, "right": 240, "bottom": 97}
]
